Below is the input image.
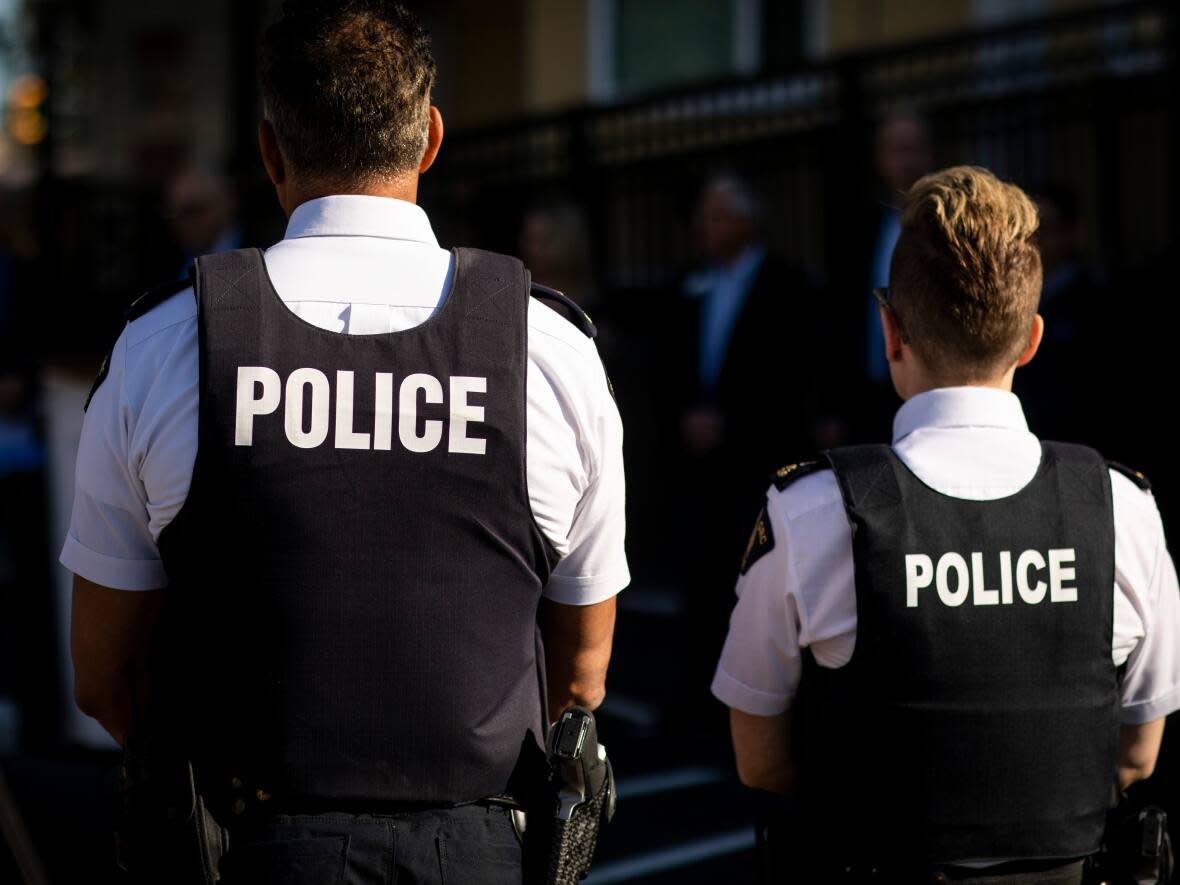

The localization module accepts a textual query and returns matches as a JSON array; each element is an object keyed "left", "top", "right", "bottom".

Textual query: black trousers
[{"left": 219, "top": 805, "right": 522, "bottom": 885}]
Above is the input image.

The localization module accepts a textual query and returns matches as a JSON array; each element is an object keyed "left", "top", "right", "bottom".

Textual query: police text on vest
[
  {"left": 234, "top": 367, "right": 487, "bottom": 454},
  {"left": 904, "top": 549, "right": 1077, "bottom": 607}
]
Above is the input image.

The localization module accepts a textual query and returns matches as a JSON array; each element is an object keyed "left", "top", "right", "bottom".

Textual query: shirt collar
[
  {"left": 892, "top": 386, "right": 1030, "bottom": 443},
  {"left": 284, "top": 195, "right": 440, "bottom": 246}
]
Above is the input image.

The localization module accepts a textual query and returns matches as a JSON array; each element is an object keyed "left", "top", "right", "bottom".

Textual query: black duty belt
[{"left": 813, "top": 857, "right": 1087, "bottom": 885}]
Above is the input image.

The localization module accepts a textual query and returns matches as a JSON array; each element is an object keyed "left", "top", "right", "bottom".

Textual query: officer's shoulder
[
  {"left": 767, "top": 459, "right": 841, "bottom": 520},
  {"left": 527, "top": 291, "right": 599, "bottom": 360},
  {"left": 529, "top": 282, "right": 596, "bottom": 339},
  {"left": 123, "top": 278, "right": 196, "bottom": 348},
  {"left": 1107, "top": 461, "right": 1152, "bottom": 493}
]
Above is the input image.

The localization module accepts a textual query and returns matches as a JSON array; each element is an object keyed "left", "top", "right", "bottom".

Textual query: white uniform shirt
[
  {"left": 61, "top": 195, "right": 630, "bottom": 605},
  {"left": 712, "top": 386, "right": 1180, "bottom": 725}
]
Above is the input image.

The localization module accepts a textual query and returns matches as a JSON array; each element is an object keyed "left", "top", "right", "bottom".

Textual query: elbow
[
  {"left": 73, "top": 677, "right": 106, "bottom": 721},
  {"left": 570, "top": 679, "right": 607, "bottom": 712},
  {"left": 1118, "top": 759, "right": 1157, "bottom": 790},
  {"left": 735, "top": 757, "right": 794, "bottom": 794},
  {"left": 72, "top": 669, "right": 119, "bottom": 727}
]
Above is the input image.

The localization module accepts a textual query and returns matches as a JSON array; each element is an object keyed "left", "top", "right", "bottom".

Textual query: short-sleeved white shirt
[
  {"left": 712, "top": 386, "right": 1180, "bottom": 725},
  {"left": 60, "top": 195, "right": 629, "bottom": 605}
]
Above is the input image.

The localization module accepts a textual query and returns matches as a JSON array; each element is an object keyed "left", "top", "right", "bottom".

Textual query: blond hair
[{"left": 889, "top": 165, "right": 1042, "bottom": 381}]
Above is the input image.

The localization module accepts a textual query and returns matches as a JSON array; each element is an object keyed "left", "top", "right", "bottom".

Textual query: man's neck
[
  {"left": 900, "top": 374, "right": 1016, "bottom": 401},
  {"left": 284, "top": 175, "right": 419, "bottom": 217}
]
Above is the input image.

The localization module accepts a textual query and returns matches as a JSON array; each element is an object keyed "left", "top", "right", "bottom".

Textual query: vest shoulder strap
[
  {"left": 1108, "top": 460, "right": 1151, "bottom": 492},
  {"left": 824, "top": 444, "right": 901, "bottom": 512},
  {"left": 1039, "top": 441, "right": 1111, "bottom": 506},
  {"left": 771, "top": 459, "right": 827, "bottom": 491}
]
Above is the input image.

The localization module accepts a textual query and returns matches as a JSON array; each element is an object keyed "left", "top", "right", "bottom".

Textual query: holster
[
  {"left": 524, "top": 707, "right": 616, "bottom": 885},
  {"left": 115, "top": 737, "right": 228, "bottom": 885},
  {"left": 1087, "top": 801, "right": 1173, "bottom": 885}
]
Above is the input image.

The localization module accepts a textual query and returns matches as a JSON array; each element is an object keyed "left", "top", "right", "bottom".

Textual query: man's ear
[
  {"left": 258, "top": 119, "right": 286, "bottom": 187},
  {"left": 1015, "top": 313, "right": 1044, "bottom": 368},
  {"left": 419, "top": 106, "right": 444, "bottom": 175},
  {"left": 881, "top": 305, "right": 905, "bottom": 363}
]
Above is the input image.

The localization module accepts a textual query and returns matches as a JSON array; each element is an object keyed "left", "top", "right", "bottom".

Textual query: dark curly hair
[{"left": 260, "top": 1, "right": 436, "bottom": 185}]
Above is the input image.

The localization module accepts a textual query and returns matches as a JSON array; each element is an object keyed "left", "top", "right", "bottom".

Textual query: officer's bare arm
[
  {"left": 537, "top": 597, "right": 616, "bottom": 722},
  {"left": 70, "top": 575, "right": 166, "bottom": 745},
  {"left": 730, "top": 708, "right": 794, "bottom": 793},
  {"left": 1118, "top": 718, "right": 1166, "bottom": 789}
]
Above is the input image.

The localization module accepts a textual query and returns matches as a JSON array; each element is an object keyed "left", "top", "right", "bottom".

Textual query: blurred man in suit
[{"left": 673, "top": 174, "right": 824, "bottom": 718}]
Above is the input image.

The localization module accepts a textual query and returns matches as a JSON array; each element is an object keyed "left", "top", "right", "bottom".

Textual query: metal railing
[{"left": 427, "top": 0, "right": 1176, "bottom": 292}]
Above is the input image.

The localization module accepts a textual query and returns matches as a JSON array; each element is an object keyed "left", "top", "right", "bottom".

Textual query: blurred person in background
[
  {"left": 1015, "top": 185, "right": 1106, "bottom": 444},
  {"left": 518, "top": 200, "right": 622, "bottom": 365},
  {"left": 518, "top": 202, "right": 598, "bottom": 312},
  {"left": 63, "top": 2, "right": 627, "bottom": 882},
  {"left": 835, "top": 110, "right": 936, "bottom": 441},
  {"left": 671, "top": 172, "right": 824, "bottom": 720},
  {"left": 163, "top": 165, "right": 243, "bottom": 276}
]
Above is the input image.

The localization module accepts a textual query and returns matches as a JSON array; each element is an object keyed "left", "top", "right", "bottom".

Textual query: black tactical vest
[
  {"left": 156, "top": 247, "right": 559, "bottom": 809},
  {"left": 794, "top": 442, "right": 1119, "bottom": 866}
]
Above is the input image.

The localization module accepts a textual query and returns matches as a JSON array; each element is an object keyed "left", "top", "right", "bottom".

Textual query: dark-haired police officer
[
  {"left": 63, "top": 3, "right": 627, "bottom": 882},
  {"left": 713, "top": 167, "right": 1180, "bottom": 884}
]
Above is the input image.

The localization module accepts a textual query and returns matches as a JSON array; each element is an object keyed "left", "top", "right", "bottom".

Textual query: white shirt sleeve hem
[
  {"left": 541, "top": 566, "right": 630, "bottom": 605},
  {"left": 710, "top": 667, "right": 790, "bottom": 716},
  {"left": 59, "top": 534, "right": 168, "bottom": 591},
  {"left": 1119, "top": 684, "right": 1180, "bottom": 725}
]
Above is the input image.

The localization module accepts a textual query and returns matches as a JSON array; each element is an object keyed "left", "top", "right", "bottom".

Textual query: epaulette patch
[
  {"left": 1108, "top": 461, "right": 1152, "bottom": 492},
  {"left": 739, "top": 498, "right": 775, "bottom": 576},
  {"left": 529, "top": 282, "right": 597, "bottom": 339},
  {"left": 125, "top": 275, "right": 193, "bottom": 322},
  {"left": 771, "top": 459, "right": 825, "bottom": 491}
]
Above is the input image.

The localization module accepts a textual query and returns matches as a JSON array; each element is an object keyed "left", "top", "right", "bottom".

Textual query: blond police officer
[{"left": 713, "top": 166, "right": 1180, "bottom": 883}]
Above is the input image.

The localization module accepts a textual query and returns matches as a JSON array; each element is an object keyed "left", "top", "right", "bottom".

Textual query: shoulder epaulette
[
  {"left": 771, "top": 459, "right": 826, "bottom": 491},
  {"left": 530, "top": 282, "right": 596, "bottom": 339},
  {"left": 84, "top": 275, "right": 194, "bottom": 413},
  {"left": 125, "top": 274, "right": 193, "bottom": 322},
  {"left": 1108, "top": 461, "right": 1152, "bottom": 492}
]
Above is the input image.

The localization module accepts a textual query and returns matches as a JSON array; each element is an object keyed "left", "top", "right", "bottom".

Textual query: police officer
[
  {"left": 712, "top": 166, "right": 1180, "bottom": 883},
  {"left": 64, "top": 3, "right": 628, "bottom": 883}
]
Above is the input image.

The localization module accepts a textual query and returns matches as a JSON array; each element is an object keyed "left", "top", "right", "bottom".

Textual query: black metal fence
[
  {"left": 426, "top": 0, "right": 1176, "bottom": 293},
  {"left": 33, "top": 1, "right": 1177, "bottom": 361}
]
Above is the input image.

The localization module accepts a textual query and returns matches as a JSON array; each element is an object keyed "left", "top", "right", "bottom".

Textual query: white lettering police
[
  {"left": 903, "top": 549, "right": 1078, "bottom": 607},
  {"left": 234, "top": 366, "right": 488, "bottom": 454}
]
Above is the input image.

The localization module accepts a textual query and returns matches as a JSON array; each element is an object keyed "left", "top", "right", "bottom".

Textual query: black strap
[
  {"left": 1108, "top": 461, "right": 1151, "bottom": 492},
  {"left": 771, "top": 459, "right": 826, "bottom": 491},
  {"left": 125, "top": 274, "right": 194, "bottom": 321},
  {"left": 529, "top": 283, "right": 597, "bottom": 339},
  {"left": 84, "top": 274, "right": 195, "bottom": 412}
]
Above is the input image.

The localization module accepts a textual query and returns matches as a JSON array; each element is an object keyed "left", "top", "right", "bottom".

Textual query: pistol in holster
[
  {"left": 1087, "top": 800, "right": 1173, "bottom": 885},
  {"left": 525, "top": 706, "right": 616, "bottom": 885},
  {"left": 115, "top": 736, "right": 228, "bottom": 885}
]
